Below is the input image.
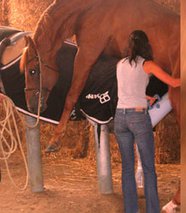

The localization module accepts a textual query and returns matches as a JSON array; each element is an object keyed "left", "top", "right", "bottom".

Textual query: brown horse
[{"left": 20, "top": 0, "right": 180, "bottom": 152}]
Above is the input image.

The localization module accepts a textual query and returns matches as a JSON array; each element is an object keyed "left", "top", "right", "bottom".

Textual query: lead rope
[
  {"left": 24, "top": 49, "right": 43, "bottom": 129},
  {"left": 0, "top": 39, "right": 41, "bottom": 189},
  {"left": 0, "top": 94, "right": 29, "bottom": 190}
]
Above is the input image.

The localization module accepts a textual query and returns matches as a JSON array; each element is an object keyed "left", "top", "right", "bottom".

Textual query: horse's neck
[
  {"left": 33, "top": 28, "right": 62, "bottom": 69},
  {"left": 32, "top": 2, "right": 66, "bottom": 67},
  {"left": 32, "top": 0, "right": 102, "bottom": 65}
]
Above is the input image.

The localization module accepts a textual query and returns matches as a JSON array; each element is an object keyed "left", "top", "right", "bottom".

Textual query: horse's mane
[
  {"left": 33, "top": 2, "right": 57, "bottom": 50},
  {"left": 33, "top": 0, "right": 99, "bottom": 51}
]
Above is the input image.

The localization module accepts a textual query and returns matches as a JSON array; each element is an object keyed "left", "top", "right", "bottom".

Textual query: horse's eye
[{"left": 29, "top": 70, "right": 37, "bottom": 75}]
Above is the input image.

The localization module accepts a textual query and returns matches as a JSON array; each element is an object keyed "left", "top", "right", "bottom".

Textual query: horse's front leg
[{"left": 45, "top": 43, "right": 106, "bottom": 153}]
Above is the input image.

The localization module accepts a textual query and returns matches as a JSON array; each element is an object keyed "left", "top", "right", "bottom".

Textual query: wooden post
[
  {"left": 25, "top": 115, "right": 44, "bottom": 192},
  {"left": 181, "top": 1, "right": 186, "bottom": 211},
  {"left": 94, "top": 124, "right": 113, "bottom": 194}
]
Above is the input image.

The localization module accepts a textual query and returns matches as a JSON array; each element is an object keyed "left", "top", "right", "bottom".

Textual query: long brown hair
[{"left": 125, "top": 30, "right": 153, "bottom": 65}]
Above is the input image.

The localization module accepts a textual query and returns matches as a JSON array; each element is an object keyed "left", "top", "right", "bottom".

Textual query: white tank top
[{"left": 116, "top": 56, "right": 149, "bottom": 108}]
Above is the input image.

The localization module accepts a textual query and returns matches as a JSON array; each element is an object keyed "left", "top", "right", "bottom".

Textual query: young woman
[{"left": 114, "top": 30, "right": 180, "bottom": 213}]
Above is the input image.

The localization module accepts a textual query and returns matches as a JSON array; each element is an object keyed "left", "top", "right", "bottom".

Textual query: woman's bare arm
[{"left": 143, "top": 60, "right": 180, "bottom": 88}]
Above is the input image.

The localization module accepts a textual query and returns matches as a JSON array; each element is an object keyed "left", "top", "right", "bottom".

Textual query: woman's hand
[{"left": 146, "top": 95, "right": 157, "bottom": 106}]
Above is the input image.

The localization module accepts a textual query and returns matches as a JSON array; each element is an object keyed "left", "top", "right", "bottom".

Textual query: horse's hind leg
[{"left": 45, "top": 37, "right": 109, "bottom": 152}]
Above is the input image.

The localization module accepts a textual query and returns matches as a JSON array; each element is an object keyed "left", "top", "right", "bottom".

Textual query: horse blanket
[{"left": 0, "top": 27, "right": 168, "bottom": 124}]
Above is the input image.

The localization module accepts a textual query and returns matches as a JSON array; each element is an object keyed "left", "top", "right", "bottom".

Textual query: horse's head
[{"left": 20, "top": 36, "right": 59, "bottom": 114}]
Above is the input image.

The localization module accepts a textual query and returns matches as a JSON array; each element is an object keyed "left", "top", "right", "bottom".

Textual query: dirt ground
[{"left": 0, "top": 149, "right": 180, "bottom": 213}]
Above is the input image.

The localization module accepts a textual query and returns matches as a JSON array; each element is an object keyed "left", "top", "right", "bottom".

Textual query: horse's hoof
[{"left": 45, "top": 142, "right": 61, "bottom": 153}]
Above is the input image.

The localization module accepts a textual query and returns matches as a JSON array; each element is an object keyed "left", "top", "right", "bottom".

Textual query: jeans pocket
[
  {"left": 128, "top": 113, "right": 152, "bottom": 134},
  {"left": 114, "top": 110, "right": 124, "bottom": 133}
]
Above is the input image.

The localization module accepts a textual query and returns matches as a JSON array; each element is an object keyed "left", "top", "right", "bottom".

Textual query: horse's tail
[{"left": 34, "top": 0, "right": 97, "bottom": 50}]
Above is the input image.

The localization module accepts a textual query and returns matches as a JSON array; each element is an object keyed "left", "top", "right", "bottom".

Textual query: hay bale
[
  {"left": 154, "top": 0, "right": 180, "bottom": 14},
  {"left": 0, "top": 0, "right": 9, "bottom": 25},
  {"left": 6, "top": 0, "right": 53, "bottom": 31},
  {"left": 155, "top": 112, "right": 180, "bottom": 164}
]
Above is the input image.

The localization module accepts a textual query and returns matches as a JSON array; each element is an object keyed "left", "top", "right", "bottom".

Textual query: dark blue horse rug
[{"left": 0, "top": 26, "right": 168, "bottom": 124}]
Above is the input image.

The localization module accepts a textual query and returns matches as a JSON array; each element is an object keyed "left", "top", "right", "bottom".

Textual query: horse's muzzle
[{"left": 27, "top": 95, "right": 47, "bottom": 114}]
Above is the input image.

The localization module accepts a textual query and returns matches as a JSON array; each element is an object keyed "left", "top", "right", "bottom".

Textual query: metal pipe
[
  {"left": 94, "top": 123, "right": 113, "bottom": 194},
  {"left": 25, "top": 115, "right": 44, "bottom": 192}
]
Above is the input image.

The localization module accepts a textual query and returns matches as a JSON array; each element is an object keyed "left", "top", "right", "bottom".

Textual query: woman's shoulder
[
  {"left": 143, "top": 60, "right": 155, "bottom": 67},
  {"left": 143, "top": 60, "right": 157, "bottom": 74}
]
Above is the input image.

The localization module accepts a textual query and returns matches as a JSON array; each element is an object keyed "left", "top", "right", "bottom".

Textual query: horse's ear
[
  {"left": 24, "top": 35, "right": 36, "bottom": 50},
  {"left": 19, "top": 47, "right": 28, "bottom": 73},
  {"left": 20, "top": 36, "right": 36, "bottom": 73},
  {"left": 24, "top": 35, "right": 30, "bottom": 46}
]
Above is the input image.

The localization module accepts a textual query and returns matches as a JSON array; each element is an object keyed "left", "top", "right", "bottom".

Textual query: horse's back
[{"left": 76, "top": 0, "right": 179, "bottom": 69}]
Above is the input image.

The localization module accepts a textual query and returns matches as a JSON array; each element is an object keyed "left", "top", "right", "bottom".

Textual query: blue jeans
[{"left": 114, "top": 108, "right": 160, "bottom": 213}]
